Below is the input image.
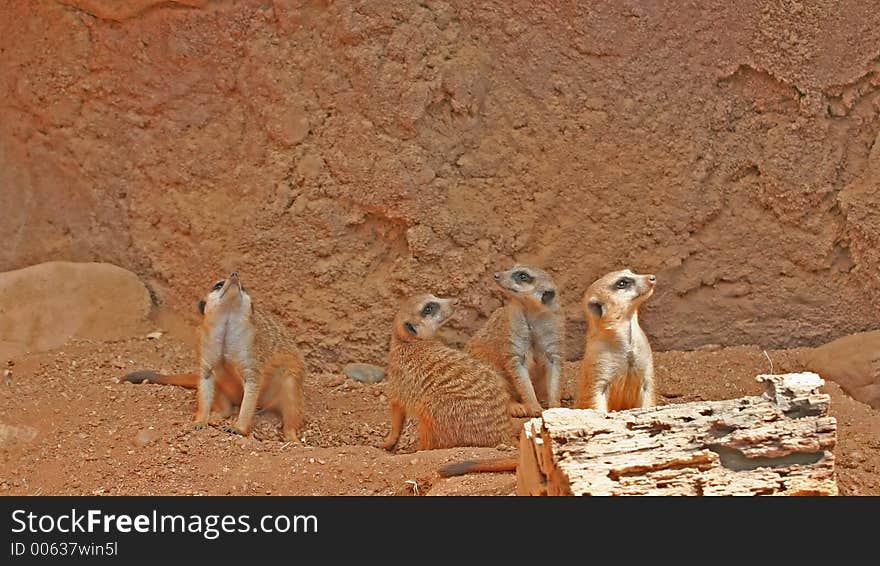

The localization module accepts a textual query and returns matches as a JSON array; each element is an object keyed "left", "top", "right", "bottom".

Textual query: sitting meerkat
[
  {"left": 578, "top": 268, "right": 657, "bottom": 413},
  {"left": 381, "top": 294, "right": 513, "bottom": 452},
  {"left": 465, "top": 264, "right": 565, "bottom": 417},
  {"left": 122, "top": 272, "right": 306, "bottom": 441}
]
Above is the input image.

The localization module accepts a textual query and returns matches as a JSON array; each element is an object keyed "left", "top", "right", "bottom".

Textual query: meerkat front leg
[
  {"left": 534, "top": 318, "right": 565, "bottom": 408},
  {"left": 235, "top": 363, "right": 260, "bottom": 436},
  {"left": 512, "top": 359, "right": 543, "bottom": 417},
  {"left": 638, "top": 366, "right": 655, "bottom": 409},
  {"left": 194, "top": 363, "right": 215, "bottom": 429},
  {"left": 380, "top": 398, "right": 406, "bottom": 451},
  {"left": 592, "top": 381, "right": 609, "bottom": 414},
  {"left": 546, "top": 355, "right": 563, "bottom": 408}
]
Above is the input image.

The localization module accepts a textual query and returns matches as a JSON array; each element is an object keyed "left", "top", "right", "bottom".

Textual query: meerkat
[
  {"left": 465, "top": 264, "right": 565, "bottom": 417},
  {"left": 577, "top": 268, "right": 656, "bottom": 413},
  {"left": 381, "top": 293, "right": 513, "bottom": 452},
  {"left": 122, "top": 272, "right": 306, "bottom": 442}
]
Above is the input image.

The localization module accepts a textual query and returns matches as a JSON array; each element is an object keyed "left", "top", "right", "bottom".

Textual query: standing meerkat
[
  {"left": 578, "top": 268, "right": 656, "bottom": 413},
  {"left": 122, "top": 272, "right": 306, "bottom": 442},
  {"left": 381, "top": 294, "right": 513, "bottom": 452},
  {"left": 465, "top": 264, "right": 565, "bottom": 417}
]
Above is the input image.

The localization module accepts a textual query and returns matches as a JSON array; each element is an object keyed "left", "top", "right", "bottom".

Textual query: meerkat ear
[
  {"left": 541, "top": 289, "right": 556, "bottom": 305},
  {"left": 198, "top": 300, "right": 206, "bottom": 314},
  {"left": 404, "top": 322, "right": 418, "bottom": 336},
  {"left": 587, "top": 300, "right": 603, "bottom": 318}
]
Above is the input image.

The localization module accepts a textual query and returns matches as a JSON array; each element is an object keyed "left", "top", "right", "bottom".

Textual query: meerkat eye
[
  {"left": 421, "top": 302, "right": 438, "bottom": 316},
  {"left": 212, "top": 281, "right": 224, "bottom": 291},
  {"left": 516, "top": 271, "right": 533, "bottom": 283},
  {"left": 615, "top": 278, "right": 632, "bottom": 290}
]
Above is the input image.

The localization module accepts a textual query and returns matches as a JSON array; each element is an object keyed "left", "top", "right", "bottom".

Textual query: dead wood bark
[{"left": 516, "top": 373, "right": 837, "bottom": 496}]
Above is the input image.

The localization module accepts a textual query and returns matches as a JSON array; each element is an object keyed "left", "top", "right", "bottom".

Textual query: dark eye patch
[
  {"left": 614, "top": 277, "right": 633, "bottom": 290},
  {"left": 212, "top": 281, "right": 224, "bottom": 291},
  {"left": 421, "top": 302, "right": 438, "bottom": 317},
  {"left": 515, "top": 271, "right": 533, "bottom": 283}
]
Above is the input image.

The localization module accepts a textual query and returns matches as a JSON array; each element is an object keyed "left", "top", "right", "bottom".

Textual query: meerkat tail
[
  {"left": 438, "top": 457, "right": 518, "bottom": 477},
  {"left": 120, "top": 370, "right": 200, "bottom": 388},
  {"left": 261, "top": 353, "right": 307, "bottom": 440}
]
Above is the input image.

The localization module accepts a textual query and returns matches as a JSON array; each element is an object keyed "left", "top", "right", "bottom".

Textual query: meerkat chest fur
[
  {"left": 388, "top": 339, "right": 439, "bottom": 402},
  {"left": 596, "top": 312, "right": 650, "bottom": 374},
  {"left": 201, "top": 309, "right": 256, "bottom": 366},
  {"left": 509, "top": 307, "right": 561, "bottom": 371}
]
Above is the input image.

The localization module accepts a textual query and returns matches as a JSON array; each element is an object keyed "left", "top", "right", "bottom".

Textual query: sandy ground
[{"left": 1, "top": 331, "right": 877, "bottom": 496}]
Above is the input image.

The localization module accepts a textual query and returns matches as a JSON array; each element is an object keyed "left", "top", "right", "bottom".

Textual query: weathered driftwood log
[{"left": 517, "top": 373, "right": 837, "bottom": 496}]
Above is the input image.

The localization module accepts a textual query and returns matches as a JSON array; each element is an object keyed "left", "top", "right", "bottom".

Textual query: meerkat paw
[
  {"left": 379, "top": 438, "right": 398, "bottom": 452},
  {"left": 282, "top": 430, "right": 303, "bottom": 445},
  {"left": 512, "top": 402, "right": 543, "bottom": 417},
  {"left": 216, "top": 423, "right": 244, "bottom": 436},
  {"left": 509, "top": 402, "right": 533, "bottom": 417}
]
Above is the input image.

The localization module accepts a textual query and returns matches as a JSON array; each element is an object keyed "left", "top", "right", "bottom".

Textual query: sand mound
[
  {"left": 0, "top": 261, "right": 152, "bottom": 359},
  {"left": 804, "top": 331, "right": 880, "bottom": 410}
]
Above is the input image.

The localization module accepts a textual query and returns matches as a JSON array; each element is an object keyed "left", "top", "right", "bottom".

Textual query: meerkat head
[
  {"left": 492, "top": 264, "right": 560, "bottom": 311},
  {"left": 583, "top": 268, "right": 656, "bottom": 328},
  {"left": 198, "top": 271, "right": 253, "bottom": 320},
  {"left": 393, "top": 294, "right": 458, "bottom": 341}
]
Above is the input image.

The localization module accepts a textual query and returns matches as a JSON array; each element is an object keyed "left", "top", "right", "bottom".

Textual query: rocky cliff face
[{"left": 2, "top": 0, "right": 879, "bottom": 369}]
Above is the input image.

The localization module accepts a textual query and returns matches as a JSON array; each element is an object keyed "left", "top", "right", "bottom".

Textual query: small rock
[
  {"left": 133, "top": 429, "right": 157, "bottom": 447},
  {"left": 696, "top": 344, "right": 722, "bottom": 352},
  {"left": 0, "top": 424, "right": 38, "bottom": 446},
  {"left": 343, "top": 363, "right": 386, "bottom": 384},
  {"left": 849, "top": 450, "right": 867, "bottom": 464},
  {"left": 378, "top": 394, "right": 388, "bottom": 404},
  {"left": 146, "top": 331, "right": 164, "bottom": 340}
]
